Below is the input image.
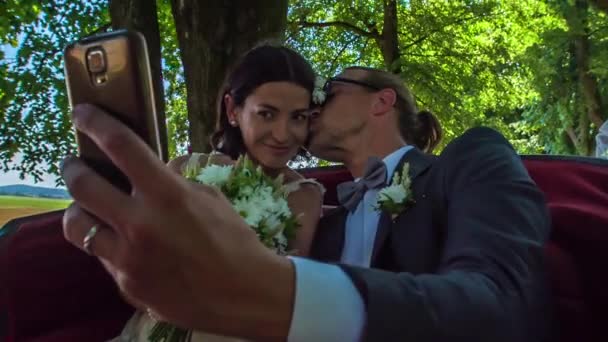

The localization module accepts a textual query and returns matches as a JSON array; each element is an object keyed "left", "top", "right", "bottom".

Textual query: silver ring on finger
[
  {"left": 83, "top": 224, "right": 101, "bottom": 255},
  {"left": 146, "top": 307, "right": 160, "bottom": 321}
]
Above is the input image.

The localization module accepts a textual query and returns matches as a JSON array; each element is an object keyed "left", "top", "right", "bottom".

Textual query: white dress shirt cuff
[{"left": 287, "top": 256, "right": 365, "bottom": 342}]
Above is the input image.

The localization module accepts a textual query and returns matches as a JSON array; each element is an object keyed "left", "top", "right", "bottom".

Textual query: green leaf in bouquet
[
  {"left": 182, "top": 160, "right": 201, "bottom": 181},
  {"left": 148, "top": 321, "right": 190, "bottom": 342},
  {"left": 281, "top": 214, "right": 300, "bottom": 242}
]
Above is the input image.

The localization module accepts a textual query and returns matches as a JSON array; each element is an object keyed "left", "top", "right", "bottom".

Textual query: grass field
[{"left": 0, "top": 195, "right": 71, "bottom": 227}]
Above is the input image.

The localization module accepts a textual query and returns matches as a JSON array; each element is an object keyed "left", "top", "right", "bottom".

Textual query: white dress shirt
[{"left": 288, "top": 146, "right": 413, "bottom": 341}]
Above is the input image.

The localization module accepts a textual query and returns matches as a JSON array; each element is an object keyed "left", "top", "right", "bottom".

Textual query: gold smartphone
[{"left": 63, "top": 30, "right": 165, "bottom": 192}]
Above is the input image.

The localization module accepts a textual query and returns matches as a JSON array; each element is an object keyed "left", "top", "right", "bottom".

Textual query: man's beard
[{"left": 308, "top": 121, "right": 366, "bottom": 162}]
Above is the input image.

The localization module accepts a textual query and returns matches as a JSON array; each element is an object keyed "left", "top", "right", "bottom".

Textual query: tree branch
[
  {"left": 88, "top": 23, "right": 111, "bottom": 35},
  {"left": 566, "top": 126, "right": 579, "bottom": 147},
  {"left": 402, "top": 12, "right": 496, "bottom": 51},
  {"left": 328, "top": 35, "right": 359, "bottom": 74},
  {"left": 589, "top": 0, "right": 608, "bottom": 14},
  {"left": 588, "top": 25, "right": 608, "bottom": 37},
  {"left": 404, "top": 52, "right": 485, "bottom": 58},
  {"left": 19, "top": 22, "right": 111, "bottom": 104},
  {"left": 296, "top": 20, "right": 379, "bottom": 38},
  {"left": 353, "top": 38, "right": 371, "bottom": 65}
]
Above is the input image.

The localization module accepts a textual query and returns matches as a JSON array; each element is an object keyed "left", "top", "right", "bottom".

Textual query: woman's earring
[{"left": 229, "top": 120, "right": 238, "bottom": 127}]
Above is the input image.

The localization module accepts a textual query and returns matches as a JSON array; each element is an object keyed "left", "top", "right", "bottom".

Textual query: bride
[{"left": 113, "top": 44, "right": 325, "bottom": 341}]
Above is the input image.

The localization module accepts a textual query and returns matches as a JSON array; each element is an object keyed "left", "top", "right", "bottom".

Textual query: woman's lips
[{"left": 265, "top": 144, "right": 290, "bottom": 154}]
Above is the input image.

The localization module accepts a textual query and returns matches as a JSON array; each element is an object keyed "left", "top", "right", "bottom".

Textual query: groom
[
  {"left": 60, "top": 68, "right": 551, "bottom": 341},
  {"left": 302, "top": 67, "right": 552, "bottom": 341}
]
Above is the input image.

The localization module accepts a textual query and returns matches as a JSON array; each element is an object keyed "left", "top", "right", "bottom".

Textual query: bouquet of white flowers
[{"left": 148, "top": 155, "right": 300, "bottom": 342}]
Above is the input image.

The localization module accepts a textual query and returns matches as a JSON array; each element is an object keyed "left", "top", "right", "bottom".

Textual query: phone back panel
[{"left": 64, "top": 30, "right": 163, "bottom": 192}]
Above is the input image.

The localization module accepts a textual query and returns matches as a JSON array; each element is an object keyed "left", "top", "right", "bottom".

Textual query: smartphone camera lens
[{"left": 86, "top": 48, "right": 106, "bottom": 73}]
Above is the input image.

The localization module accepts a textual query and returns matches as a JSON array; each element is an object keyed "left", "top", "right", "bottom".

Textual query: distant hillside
[{"left": 0, "top": 184, "right": 71, "bottom": 199}]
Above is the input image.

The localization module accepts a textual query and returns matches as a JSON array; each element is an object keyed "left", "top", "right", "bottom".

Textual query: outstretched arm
[{"left": 166, "top": 154, "right": 193, "bottom": 174}]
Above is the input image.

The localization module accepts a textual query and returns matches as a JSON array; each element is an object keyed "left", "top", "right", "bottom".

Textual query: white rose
[
  {"left": 314, "top": 75, "right": 325, "bottom": 89},
  {"left": 312, "top": 88, "right": 326, "bottom": 105},
  {"left": 196, "top": 164, "right": 233, "bottom": 187},
  {"left": 265, "top": 213, "right": 281, "bottom": 232},
  {"left": 240, "top": 185, "right": 254, "bottom": 196},
  {"left": 255, "top": 186, "right": 275, "bottom": 212},
  {"left": 233, "top": 197, "right": 263, "bottom": 227},
  {"left": 312, "top": 76, "right": 326, "bottom": 105},
  {"left": 274, "top": 197, "right": 291, "bottom": 217},
  {"left": 378, "top": 185, "right": 407, "bottom": 204},
  {"left": 275, "top": 232, "right": 288, "bottom": 247}
]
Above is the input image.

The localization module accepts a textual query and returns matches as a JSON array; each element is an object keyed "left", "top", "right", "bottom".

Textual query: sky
[
  {"left": 0, "top": 153, "right": 60, "bottom": 188},
  {"left": 1, "top": 39, "right": 61, "bottom": 189}
]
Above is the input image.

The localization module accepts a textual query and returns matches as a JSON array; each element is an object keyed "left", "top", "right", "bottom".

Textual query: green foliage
[
  {"left": 0, "top": 0, "right": 41, "bottom": 47},
  {"left": 287, "top": 0, "right": 566, "bottom": 154},
  {"left": 1, "top": 1, "right": 109, "bottom": 185},
  {"left": 0, "top": 0, "right": 190, "bottom": 185},
  {"left": 2, "top": 0, "right": 608, "bottom": 183},
  {"left": 0, "top": 194, "right": 71, "bottom": 210},
  {"left": 157, "top": 0, "right": 188, "bottom": 159},
  {"left": 148, "top": 323, "right": 188, "bottom": 342},
  {"left": 520, "top": 0, "right": 608, "bottom": 155}
]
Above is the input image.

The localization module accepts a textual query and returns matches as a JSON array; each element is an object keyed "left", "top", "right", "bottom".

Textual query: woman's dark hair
[
  {"left": 210, "top": 44, "right": 316, "bottom": 160},
  {"left": 344, "top": 66, "right": 443, "bottom": 153}
]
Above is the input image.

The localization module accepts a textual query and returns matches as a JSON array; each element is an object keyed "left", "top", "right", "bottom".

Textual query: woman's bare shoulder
[
  {"left": 167, "top": 152, "right": 235, "bottom": 175},
  {"left": 281, "top": 168, "right": 305, "bottom": 183},
  {"left": 207, "top": 152, "right": 234, "bottom": 166},
  {"left": 283, "top": 169, "right": 325, "bottom": 198},
  {"left": 167, "top": 154, "right": 194, "bottom": 174}
]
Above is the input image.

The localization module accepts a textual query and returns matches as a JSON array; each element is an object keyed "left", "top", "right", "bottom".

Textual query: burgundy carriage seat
[{"left": 1, "top": 155, "right": 607, "bottom": 341}]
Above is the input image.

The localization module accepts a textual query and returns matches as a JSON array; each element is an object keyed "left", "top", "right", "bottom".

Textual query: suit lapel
[
  {"left": 311, "top": 206, "right": 347, "bottom": 262},
  {"left": 370, "top": 148, "right": 434, "bottom": 266}
]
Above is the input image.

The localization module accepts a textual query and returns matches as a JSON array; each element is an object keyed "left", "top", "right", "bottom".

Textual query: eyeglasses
[
  {"left": 322, "top": 77, "right": 381, "bottom": 94},
  {"left": 321, "top": 76, "right": 409, "bottom": 112}
]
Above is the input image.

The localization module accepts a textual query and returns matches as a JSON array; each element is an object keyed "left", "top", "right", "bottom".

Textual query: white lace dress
[{"left": 109, "top": 154, "right": 324, "bottom": 342}]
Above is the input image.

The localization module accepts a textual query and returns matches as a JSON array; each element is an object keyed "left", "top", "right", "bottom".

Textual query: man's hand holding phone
[{"left": 60, "top": 104, "right": 294, "bottom": 340}]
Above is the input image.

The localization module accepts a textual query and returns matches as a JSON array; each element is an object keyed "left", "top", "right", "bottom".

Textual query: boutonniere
[
  {"left": 312, "top": 75, "right": 326, "bottom": 105},
  {"left": 374, "top": 162, "right": 415, "bottom": 219}
]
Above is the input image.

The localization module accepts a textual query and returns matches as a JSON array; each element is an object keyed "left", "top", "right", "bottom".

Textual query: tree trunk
[
  {"left": 564, "top": 0, "right": 606, "bottom": 155},
  {"left": 572, "top": 0, "right": 605, "bottom": 128},
  {"left": 566, "top": 126, "right": 580, "bottom": 154},
  {"left": 590, "top": 0, "right": 608, "bottom": 13},
  {"left": 579, "top": 105, "right": 591, "bottom": 155},
  {"left": 170, "top": 0, "right": 288, "bottom": 153},
  {"left": 378, "top": 0, "right": 401, "bottom": 74},
  {"left": 109, "top": 0, "right": 169, "bottom": 162}
]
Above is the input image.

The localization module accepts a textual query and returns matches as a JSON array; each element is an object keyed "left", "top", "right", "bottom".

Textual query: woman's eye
[
  {"left": 258, "top": 111, "right": 273, "bottom": 120},
  {"left": 293, "top": 113, "right": 309, "bottom": 121}
]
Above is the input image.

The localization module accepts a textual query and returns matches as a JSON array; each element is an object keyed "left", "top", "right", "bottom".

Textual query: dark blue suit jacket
[{"left": 311, "top": 127, "right": 552, "bottom": 341}]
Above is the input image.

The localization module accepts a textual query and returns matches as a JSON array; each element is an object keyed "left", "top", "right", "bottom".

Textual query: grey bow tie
[{"left": 337, "top": 157, "right": 387, "bottom": 211}]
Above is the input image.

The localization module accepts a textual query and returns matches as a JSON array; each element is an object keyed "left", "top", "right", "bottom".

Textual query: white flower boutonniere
[
  {"left": 312, "top": 75, "right": 326, "bottom": 105},
  {"left": 374, "top": 162, "right": 414, "bottom": 219}
]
